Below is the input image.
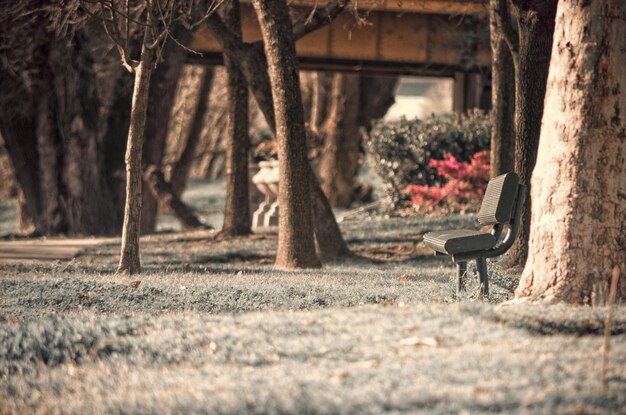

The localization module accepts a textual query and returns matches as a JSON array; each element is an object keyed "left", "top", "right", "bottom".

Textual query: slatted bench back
[{"left": 477, "top": 172, "right": 520, "bottom": 226}]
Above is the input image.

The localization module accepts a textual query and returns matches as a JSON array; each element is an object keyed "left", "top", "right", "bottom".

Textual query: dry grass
[{"left": 1, "top": 181, "right": 625, "bottom": 413}]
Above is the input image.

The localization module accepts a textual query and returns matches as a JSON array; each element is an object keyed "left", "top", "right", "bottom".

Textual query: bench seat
[
  {"left": 420, "top": 172, "right": 525, "bottom": 299},
  {"left": 423, "top": 229, "right": 496, "bottom": 255}
]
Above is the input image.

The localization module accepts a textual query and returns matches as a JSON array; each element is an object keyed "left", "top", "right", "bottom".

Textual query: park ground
[{"left": 0, "top": 181, "right": 625, "bottom": 414}]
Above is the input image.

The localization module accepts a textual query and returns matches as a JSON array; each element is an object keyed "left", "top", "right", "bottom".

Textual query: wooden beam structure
[
  {"left": 189, "top": 2, "right": 490, "bottom": 76},
  {"left": 290, "top": 0, "right": 488, "bottom": 14}
]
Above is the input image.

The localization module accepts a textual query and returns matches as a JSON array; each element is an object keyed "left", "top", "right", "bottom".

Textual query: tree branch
[
  {"left": 205, "top": 0, "right": 353, "bottom": 56},
  {"left": 292, "top": 0, "right": 352, "bottom": 40},
  {"left": 205, "top": 11, "right": 246, "bottom": 54},
  {"left": 494, "top": 0, "right": 519, "bottom": 61}
]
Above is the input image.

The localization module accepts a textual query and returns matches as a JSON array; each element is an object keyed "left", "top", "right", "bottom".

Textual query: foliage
[
  {"left": 404, "top": 151, "right": 490, "bottom": 212},
  {"left": 364, "top": 110, "right": 491, "bottom": 208}
]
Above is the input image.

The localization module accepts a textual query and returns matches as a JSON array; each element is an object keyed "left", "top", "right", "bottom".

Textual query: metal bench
[{"left": 423, "top": 172, "right": 525, "bottom": 298}]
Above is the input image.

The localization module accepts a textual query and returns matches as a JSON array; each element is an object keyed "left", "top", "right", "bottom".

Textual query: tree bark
[
  {"left": 503, "top": 0, "right": 557, "bottom": 268},
  {"left": 252, "top": 0, "right": 321, "bottom": 268},
  {"left": 319, "top": 73, "right": 361, "bottom": 208},
  {"left": 206, "top": 7, "right": 351, "bottom": 260},
  {"left": 515, "top": 0, "right": 626, "bottom": 304},
  {"left": 15, "top": 190, "right": 34, "bottom": 234},
  {"left": 170, "top": 68, "right": 214, "bottom": 197},
  {"left": 117, "top": 33, "right": 154, "bottom": 275},
  {"left": 218, "top": 0, "right": 252, "bottom": 239},
  {"left": 50, "top": 38, "right": 123, "bottom": 235},
  {"left": 2, "top": 36, "right": 124, "bottom": 237},
  {"left": 489, "top": 0, "right": 516, "bottom": 177},
  {"left": 0, "top": 78, "right": 43, "bottom": 234},
  {"left": 35, "top": 73, "right": 65, "bottom": 234},
  {"left": 309, "top": 167, "right": 352, "bottom": 260},
  {"left": 309, "top": 72, "right": 332, "bottom": 132}
]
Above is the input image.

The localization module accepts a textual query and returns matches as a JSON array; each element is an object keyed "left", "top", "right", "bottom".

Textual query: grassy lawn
[{"left": 0, "top": 181, "right": 624, "bottom": 414}]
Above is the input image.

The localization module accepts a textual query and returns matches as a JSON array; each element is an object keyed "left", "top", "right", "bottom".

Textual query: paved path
[{"left": 0, "top": 238, "right": 115, "bottom": 263}]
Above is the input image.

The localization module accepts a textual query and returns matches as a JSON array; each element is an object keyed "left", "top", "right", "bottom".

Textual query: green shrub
[{"left": 364, "top": 110, "right": 491, "bottom": 208}]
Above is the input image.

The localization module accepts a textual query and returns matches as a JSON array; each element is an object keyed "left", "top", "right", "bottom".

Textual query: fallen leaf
[
  {"left": 399, "top": 336, "right": 440, "bottom": 348},
  {"left": 397, "top": 274, "right": 418, "bottom": 282},
  {"left": 126, "top": 280, "right": 142, "bottom": 289},
  {"left": 78, "top": 291, "right": 93, "bottom": 299},
  {"left": 353, "top": 359, "right": 380, "bottom": 368},
  {"left": 330, "top": 371, "right": 350, "bottom": 383}
]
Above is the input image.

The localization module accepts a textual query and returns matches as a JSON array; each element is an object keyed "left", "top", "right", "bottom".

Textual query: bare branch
[
  {"left": 125, "top": 0, "right": 129, "bottom": 54},
  {"left": 181, "top": 0, "right": 226, "bottom": 31},
  {"left": 205, "top": 12, "right": 246, "bottom": 54},
  {"left": 494, "top": 0, "right": 519, "bottom": 61},
  {"left": 292, "top": 0, "right": 352, "bottom": 40},
  {"left": 82, "top": 0, "right": 149, "bottom": 27}
]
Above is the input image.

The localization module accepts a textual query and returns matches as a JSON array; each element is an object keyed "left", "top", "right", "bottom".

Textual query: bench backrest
[{"left": 477, "top": 172, "right": 520, "bottom": 226}]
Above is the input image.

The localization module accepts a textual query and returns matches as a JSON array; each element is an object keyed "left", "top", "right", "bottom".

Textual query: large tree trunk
[
  {"left": 503, "top": 0, "right": 557, "bottom": 268},
  {"left": 219, "top": 0, "right": 252, "bottom": 239},
  {"left": 50, "top": 38, "right": 123, "bottom": 235},
  {"left": 319, "top": 73, "right": 361, "bottom": 208},
  {"left": 170, "top": 68, "right": 214, "bottom": 197},
  {"left": 489, "top": 0, "right": 516, "bottom": 177},
  {"left": 117, "top": 34, "right": 154, "bottom": 275},
  {"left": 0, "top": 105, "right": 42, "bottom": 234},
  {"left": 1, "top": 32, "right": 125, "bottom": 236},
  {"left": 252, "top": 0, "right": 321, "bottom": 268},
  {"left": 36, "top": 64, "right": 65, "bottom": 234},
  {"left": 515, "top": 0, "right": 626, "bottom": 303}
]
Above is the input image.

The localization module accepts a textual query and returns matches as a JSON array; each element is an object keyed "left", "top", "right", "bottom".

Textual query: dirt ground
[{"left": 0, "top": 182, "right": 625, "bottom": 414}]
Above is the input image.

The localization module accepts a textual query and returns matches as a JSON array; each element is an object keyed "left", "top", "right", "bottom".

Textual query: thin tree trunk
[
  {"left": 319, "top": 73, "right": 361, "bottom": 208},
  {"left": 309, "top": 71, "right": 332, "bottom": 132},
  {"left": 117, "top": 35, "right": 154, "bottom": 275},
  {"left": 252, "top": 0, "right": 320, "bottom": 268},
  {"left": 489, "top": 0, "right": 516, "bottom": 177},
  {"left": 503, "top": 0, "right": 557, "bottom": 268},
  {"left": 516, "top": 0, "right": 626, "bottom": 303},
  {"left": 171, "top": 68, "right": 214, "bottom": 197},
  {"left": 218, "top": 0, "right": 251, "bottom": 239}
]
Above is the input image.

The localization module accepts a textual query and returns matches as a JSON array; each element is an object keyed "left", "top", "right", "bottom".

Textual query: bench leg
[
  {"left": 476, "top": 257, "right": 489, "bottom": 298},
  {"left": 456, "top": 261, "right": 467, "bottom": 298}
]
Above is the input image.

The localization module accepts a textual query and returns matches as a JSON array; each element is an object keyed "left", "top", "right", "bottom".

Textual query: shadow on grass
[{"left": 483, "top": 306, "right": 626, "bottom": 335}]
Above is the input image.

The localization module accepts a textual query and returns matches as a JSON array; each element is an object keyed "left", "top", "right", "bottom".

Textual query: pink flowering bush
[{"left": 404, "top": 151, "right": 490, "bottom": 211}]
